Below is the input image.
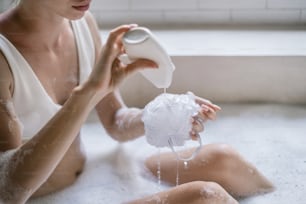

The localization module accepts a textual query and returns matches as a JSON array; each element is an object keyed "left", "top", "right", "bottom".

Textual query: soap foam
[{"left": 142, "top": 93, "right": 200, "bottom": 148}]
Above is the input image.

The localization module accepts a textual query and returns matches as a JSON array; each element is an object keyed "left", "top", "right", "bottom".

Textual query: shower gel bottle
[
  {"left": 121, "top": 27, "right": 202, "bottom": 161},
  {"left": 119, "top": 27, "right": 175, "bottom": 89}
]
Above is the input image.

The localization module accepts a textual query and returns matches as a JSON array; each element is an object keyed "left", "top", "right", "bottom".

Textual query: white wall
[
  {"left": 1, "top": 0, "right": 305, "bottom": 26},
  {"left": 90, "top": 0, "right": 306, "bottom": 27}
]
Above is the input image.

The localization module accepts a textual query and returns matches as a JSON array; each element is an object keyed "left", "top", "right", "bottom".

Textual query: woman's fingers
[
  {"left": 190, "top": 131, "right": 200, "bottom": 140},
  {"left": 197, "top": 98, "right": 221, "bottom": 112},
  {"left": 124, "top": 58, "right": 158, "bottom": 75},
  {"left": 107, "top": 24, "right": 138, "bottom": 44},
  {"left": 191, "top": 116, "right": 204, "bottom": 132},
  {"left": 189, "top": 92, "right": 221, "bottom": 112},
  {"left": 104, "top": 24, "right": 139, "bottom": 60},
  {"left": 189, "top": 114, "right": 206, "bottom": 140},
  {"left": 187, "top": 93, "right": 221, "bottom": 140},
  {"left": 200, "top": 104, "right": 217, "bottom": 120}
]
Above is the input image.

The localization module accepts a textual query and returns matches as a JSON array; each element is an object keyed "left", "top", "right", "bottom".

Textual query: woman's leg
[
  {"left": 127, "top": 181, "right": 238, "bottom": 204},
  {"left": 145, "top": 143, "right": 274, "bottom": 197}
]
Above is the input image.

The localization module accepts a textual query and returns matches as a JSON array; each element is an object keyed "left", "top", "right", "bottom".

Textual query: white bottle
[{"left": 119, "top": 27, "right": 175, "bottom": 89}]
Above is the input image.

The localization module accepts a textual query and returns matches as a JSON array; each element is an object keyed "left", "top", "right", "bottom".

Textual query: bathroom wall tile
[
  {"left": 164, "top": 10, "right": 231, "bottom": 25},
  {"left": 232, "top": 9, "right": 301, "bottom": 24},
  {"left": 267, "top": 0, "right": 306, "bottom": 9},
  {"left": 199, "top": 0, "right": 266, "bottom": 9},
  {"left": 89, "top": 0, "right": 305, "bottom": 26},
  {"left": 90, "top": 0, "right": 129, "bottom": 11},
  {"left": 131, "top": 0, "right": 197, "bottom": 10},
  {"left": 92, "top": 10, "right": 164, "bottom": 27}
]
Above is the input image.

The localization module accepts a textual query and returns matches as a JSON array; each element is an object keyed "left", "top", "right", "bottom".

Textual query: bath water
[
  {"left": 157, "top": 148, "right": 161, "bottom": 186},
  {"left": 155, "top": 88, "right": 167, "bottom": 187},
  {"left": 175, "top": 154, "right": 180, "bottom": 186},
  {"left": 155, "top": 88, "right": 182, "bottom": 187}
]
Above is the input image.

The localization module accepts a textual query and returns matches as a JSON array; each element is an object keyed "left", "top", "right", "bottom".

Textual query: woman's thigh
[
  {"left": 127, "top": 181, "right": 238, "bottom": 204},
  {"left": 145, "top": 143, "right": 274, "bottom": 197}
]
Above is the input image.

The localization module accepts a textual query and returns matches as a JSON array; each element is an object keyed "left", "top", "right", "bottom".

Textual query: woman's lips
[{"left": 72, "top": 4, "right": 90, "bottom": 11}]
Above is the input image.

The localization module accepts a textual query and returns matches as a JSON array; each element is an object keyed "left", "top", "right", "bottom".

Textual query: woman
[{"left": 0, "top": 0, "right": 273, "bottom": 203}]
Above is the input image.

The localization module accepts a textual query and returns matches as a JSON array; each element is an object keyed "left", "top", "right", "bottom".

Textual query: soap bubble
[{"left": 142, "top": 93, "right": 200, "bottom": 148}]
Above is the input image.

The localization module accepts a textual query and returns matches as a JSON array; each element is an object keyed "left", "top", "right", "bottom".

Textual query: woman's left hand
[{"left": 189, "top": 92, "right": 221, "bottom": 140}]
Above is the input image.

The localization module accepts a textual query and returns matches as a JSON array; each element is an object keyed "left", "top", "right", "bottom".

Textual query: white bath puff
[{"left": 142, "top": 93, "right": 200, "bottom": 148}]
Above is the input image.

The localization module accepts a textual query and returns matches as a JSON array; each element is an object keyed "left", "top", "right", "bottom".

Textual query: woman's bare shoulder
[
  {"left": 0, "top": 51, "right": 20, "bottom": 151},
  {"left": 0, "top": 51, "right": 14, "bottom": 96},
  {"left": 0, "top": 9, "right": 15, "bottom": 92}
]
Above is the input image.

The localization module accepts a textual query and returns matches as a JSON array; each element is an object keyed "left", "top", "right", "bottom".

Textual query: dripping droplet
[
  {"left": 157, "top": 170, "right": 161, "bottom": 185},
  {"left": 248, "top": 168, "right": 255, "bottom": 175},
  {"left": 176, "top": 157, "right": 179, "bottom": 186},
  {"left": 184, "top": 161, "right": 188, "bottom": 169},
  {"left": 157, "top": 148, "right": 161, "bottom": 186}
]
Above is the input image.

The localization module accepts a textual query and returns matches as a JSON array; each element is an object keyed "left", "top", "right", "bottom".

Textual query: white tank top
[{"left": 0, "top": 18, "right": 95, "bottom": 139}]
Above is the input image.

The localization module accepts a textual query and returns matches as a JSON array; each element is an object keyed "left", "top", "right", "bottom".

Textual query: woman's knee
[
  {"left": 203, "top": 144, "right": 241, "bottom": 171},
  {"left": 187, "top": 181, "right": 238, "bottom": 204},
  {"left": 203, "top": 144, "right": 274, "bottom": 197},
  {"left": 208, "top": 143, "right": 239, "bottom": 158}
]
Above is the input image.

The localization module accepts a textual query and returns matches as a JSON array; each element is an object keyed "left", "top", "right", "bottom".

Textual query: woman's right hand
[{"left": 86, "top": 24, "right": 157, "bottom": 102}]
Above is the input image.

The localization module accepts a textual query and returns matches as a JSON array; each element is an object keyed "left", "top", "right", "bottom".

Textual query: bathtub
[
  {"left": 28, "top": 26, "right": 306, "bottom": 204},
  {"left": 27, "top": 104, "right": 306, "bottom": 204}
]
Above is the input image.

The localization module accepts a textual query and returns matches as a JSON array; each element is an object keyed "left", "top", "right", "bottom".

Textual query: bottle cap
[{"left": 121, "top": 27, "right": 175, "bottom": 89}]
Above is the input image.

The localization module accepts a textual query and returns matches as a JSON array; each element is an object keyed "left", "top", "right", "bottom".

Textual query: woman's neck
[{"left": 11, "top": 3, "right": 70, "bottom": 50}]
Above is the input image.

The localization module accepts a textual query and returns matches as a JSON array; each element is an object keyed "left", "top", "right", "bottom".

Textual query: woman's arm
[
  {"left": 84, "top": 12, "right": 154, "bottom": 142},
  {"left": 95, "top": 91, "right": 145, "bottom": 142},
  {"left": 84, "top": 12, "right": 220, "bottom": 142},
  {"left": 0, "top": 22, "right": 141, "bottom": 202}
]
